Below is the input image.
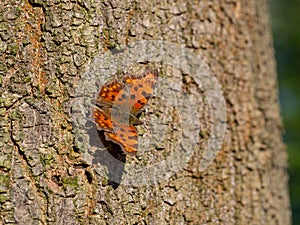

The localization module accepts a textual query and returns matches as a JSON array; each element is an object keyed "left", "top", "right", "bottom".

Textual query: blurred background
[{"left": 270, "top": 0, "right": 300, "bottom": 224}]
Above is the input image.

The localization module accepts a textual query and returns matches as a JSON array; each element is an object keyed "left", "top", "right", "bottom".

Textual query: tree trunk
[{"left": 0, "top": 0, "right": 290, "bottom": 224}]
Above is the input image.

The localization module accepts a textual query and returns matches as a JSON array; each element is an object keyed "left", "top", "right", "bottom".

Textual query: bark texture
[{"left": 0, "top": 0, "right": 290, "bottom": 224}]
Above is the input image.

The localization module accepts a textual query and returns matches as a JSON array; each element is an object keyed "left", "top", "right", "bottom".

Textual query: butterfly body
[{"left": 94, "top": 69, "right": 158, "bottom": 155}]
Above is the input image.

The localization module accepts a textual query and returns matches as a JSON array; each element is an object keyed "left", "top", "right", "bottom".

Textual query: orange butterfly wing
[
  {"left": 94, "top": 107, "right": 138, "bottom": 154},
  {"left": 97, "top": 70, "right": 158, "bottom": 114},
  {"left": 93, "top": 107, "right": 114, "bottom": 131},
  {"left": 96, "top": 82, "right": 123, "bottom": 108},
  {"left": 93, "top": 69, "right": 158, "bottom": 155},
  {"left": 122, "top": 70, "right": 158, "bottom": 114},
  {"left": 105, "top": 124, "right": 138, "bottom": 155}
]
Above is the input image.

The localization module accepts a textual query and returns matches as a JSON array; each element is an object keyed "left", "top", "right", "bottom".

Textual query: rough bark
[{"left": 0, "top": 0, "right": 290, "bottom": 225}]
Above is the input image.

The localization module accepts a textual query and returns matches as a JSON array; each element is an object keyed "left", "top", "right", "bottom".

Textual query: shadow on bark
[{"left": 87, "top": 124, "right": 126, "bottom": 189}]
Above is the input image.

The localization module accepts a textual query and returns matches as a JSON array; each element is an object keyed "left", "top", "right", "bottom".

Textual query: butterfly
[{"left": 93, "top": 69, "right": 158, "bottom": 155}]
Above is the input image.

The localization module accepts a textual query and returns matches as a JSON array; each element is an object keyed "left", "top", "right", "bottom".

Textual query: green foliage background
[{"left": 270, "top": 0, "right": 300, "bottom": 224}]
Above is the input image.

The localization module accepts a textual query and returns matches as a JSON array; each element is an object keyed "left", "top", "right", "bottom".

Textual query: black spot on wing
[
  {"left": 141, "top": 90, "right": 148, "bottom": 97},
  {"left": 137, "top": 100, "right": 145, "bottom": 105}
]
